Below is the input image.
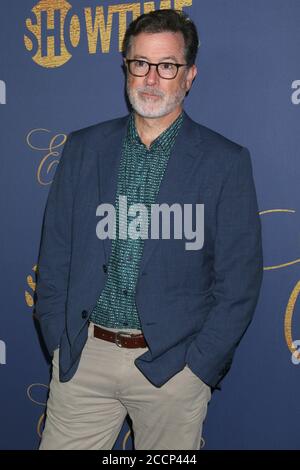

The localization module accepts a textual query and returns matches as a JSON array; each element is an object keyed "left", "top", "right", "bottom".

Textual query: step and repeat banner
[{"left": 0, "top": 0, "right": 299, "bottom": 450}]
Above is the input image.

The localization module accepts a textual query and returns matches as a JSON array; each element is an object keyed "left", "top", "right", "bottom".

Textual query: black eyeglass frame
[{"left": 125, "top": 59, "right": 189, "bottom": 80}]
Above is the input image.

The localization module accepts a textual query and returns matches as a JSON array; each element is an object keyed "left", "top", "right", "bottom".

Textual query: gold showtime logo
[{"left": 24, "top": 0, "right": 192, "bottom": 68}]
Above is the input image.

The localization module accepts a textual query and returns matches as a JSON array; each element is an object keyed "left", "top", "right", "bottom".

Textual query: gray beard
[{"left": 126, "top": 83, "right": 186, "bottom": 118}]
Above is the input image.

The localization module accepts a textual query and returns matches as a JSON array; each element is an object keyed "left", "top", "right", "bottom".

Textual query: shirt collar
[{"left": 127, "top": 110, "right": 184, "bottom": 152}]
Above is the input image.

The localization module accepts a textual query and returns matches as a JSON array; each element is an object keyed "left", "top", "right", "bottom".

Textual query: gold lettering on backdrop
[
  {"left": 85, "top": 6, "right": 114, "bottom": 54},
  {"left": 85, "top": 4, "right": 141, "bottom": 54},
  {"left": 284, "top": 281, "right": 300, "bottom": 360},
  {"left": 24, "top": 0, "right": 72, "bottom": 68},
  {"left": 174, "top": 0, "right": 192, "bottom": 9},
  {"left": 143, "top": 1, "right": 172, "bottom": 13},
  {"left": 116, "top": 4, "right": 141, "bottom": 51},
  {"left": 122, "top": 430, "right": 132, "bottom": 450},
  {"left": 260, "top": 209, "right": 300, "bottom": 361},
  {"left": 69, "top": 14, "right": 80, "bottom": 48},
  {"left": 26, "top": 129, "right": 67, "bottom": 185},
  {"left": 144, "top": 0, "right": 191, "bottom": 12},
  {"left": 37, "top": 414, "right": 45, "bottom": 438},
  {"left": 260, "top": 209, "right": 300, "bottom": 270},
  {"left": 27, "top": 383, "right": 48, "bottom": 406},
  {"left": 24, "top": 1, "right": 193, "bottom": 67},
  {"left": 25, "top": 265, "right": 37, "bottom": 307},
  {"left": 27, "top": 383, "right": 48, "bottom": 437}
]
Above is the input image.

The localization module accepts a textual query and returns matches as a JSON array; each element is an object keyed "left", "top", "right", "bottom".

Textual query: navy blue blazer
[{"left": 35, "top": 111, "right": 263, "bottom": 389}]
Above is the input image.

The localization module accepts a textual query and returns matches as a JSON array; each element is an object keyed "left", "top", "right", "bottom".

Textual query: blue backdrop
[{"left": 0, "top": 0, "right": 299, "bottom": 450}]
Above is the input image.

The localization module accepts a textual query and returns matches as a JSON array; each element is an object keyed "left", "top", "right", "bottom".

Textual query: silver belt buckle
[{"left": 115, "top": 331, "right": 124, "bottom": 348}]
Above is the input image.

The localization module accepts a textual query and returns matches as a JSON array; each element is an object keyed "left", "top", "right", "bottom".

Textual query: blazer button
[
  {"left": 103, "top": 264, "right": 108, "bottom": 273},
  {"left": 81, "top": 310, "right": 88, "bottom": 319}
]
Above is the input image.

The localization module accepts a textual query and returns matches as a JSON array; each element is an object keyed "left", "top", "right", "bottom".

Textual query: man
[{"left": 35, "top": 9, "right": 263, "bottom": 450}]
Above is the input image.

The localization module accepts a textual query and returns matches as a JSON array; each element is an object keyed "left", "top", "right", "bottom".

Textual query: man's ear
[{"left": 186, "top": 64, "right": 197, "bottom": 92}]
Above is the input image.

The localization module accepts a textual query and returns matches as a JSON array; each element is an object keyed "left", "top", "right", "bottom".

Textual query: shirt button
[
  {"left": 123, "top": 289, "right": 128, "bottom": 296},
  {"left": 81, "top": 310, "right": 88, "bottom": 319}
]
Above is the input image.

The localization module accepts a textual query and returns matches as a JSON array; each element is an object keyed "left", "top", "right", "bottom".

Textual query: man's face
[{"left": 125, "top": 31, "right": 197, "bottom": 119}]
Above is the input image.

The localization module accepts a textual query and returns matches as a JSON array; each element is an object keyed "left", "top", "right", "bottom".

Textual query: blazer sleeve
[
  {"left": 34, "top": 133, "right": 75, "bottom": 356},
  {"left": 185, "top": 146, "right": 263, "bottom": 389}
]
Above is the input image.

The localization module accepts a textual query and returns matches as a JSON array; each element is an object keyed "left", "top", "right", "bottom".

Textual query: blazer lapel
[
  {"left": 97, "top": 111, "right": 205, "bottom": 272},
  {"left": 138, "top": 111, "right": 205, "bottom": 276},
  {"left": 97, "top": 115, "right": 129, "bottom": 263}
]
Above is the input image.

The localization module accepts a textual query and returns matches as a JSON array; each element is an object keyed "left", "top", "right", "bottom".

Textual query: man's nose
[{"left": 145, "top": 65, "right": 159, "bottom": 85}]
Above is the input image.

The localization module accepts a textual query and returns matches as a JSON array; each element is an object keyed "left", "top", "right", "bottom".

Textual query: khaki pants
[{"left": 39, "top": 322, "right": 211, "bottom": 450}]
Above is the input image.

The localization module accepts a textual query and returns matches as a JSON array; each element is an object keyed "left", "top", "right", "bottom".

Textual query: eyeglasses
[{"left": 125, "top": 59, "right": 188, "bottom": 80}]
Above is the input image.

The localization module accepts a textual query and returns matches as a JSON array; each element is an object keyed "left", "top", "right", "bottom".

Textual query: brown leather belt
[{"left": 93, "top": 324, "right": 147, "bottom": 348}]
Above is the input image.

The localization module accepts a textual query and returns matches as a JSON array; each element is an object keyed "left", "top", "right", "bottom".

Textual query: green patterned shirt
[{"left": 90, "top": 111, "right": 184, "bottom": 329}]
